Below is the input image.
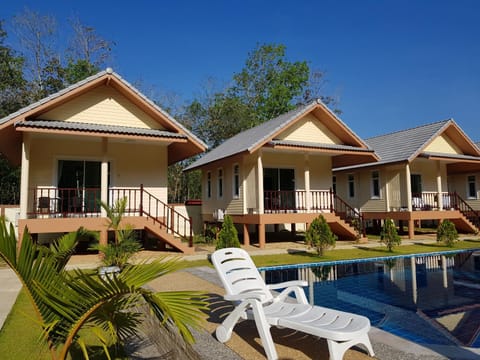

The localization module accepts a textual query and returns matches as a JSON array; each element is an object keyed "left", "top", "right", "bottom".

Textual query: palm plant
[
  {"left": 0, "top": 219, "right": 208, "bottom": 360},
  {"left": 91, "top": 197, "right": 142, "bottom": 269}
]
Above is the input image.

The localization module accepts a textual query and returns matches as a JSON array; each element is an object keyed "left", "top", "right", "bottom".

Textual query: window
[
  {"left": 332, "top": 176, "right": 337, "bottom": 194},
  {"left": 217, "top": 168, "right": 223, "bottom": 198},
  {"left": 348, "top": 174, "right": 355, "bottom": 198},
  {"left": 206, "top": 172, "right": 211, "bottom": 198},
  {"left": 371, "top": 171, "right": 380, "bottom": 198},
  {"left": 468, "top": 175, "right": 477, "bottom": 199},
  {"left": 233, "top": 164, "right": 240, "bottom": 198}
]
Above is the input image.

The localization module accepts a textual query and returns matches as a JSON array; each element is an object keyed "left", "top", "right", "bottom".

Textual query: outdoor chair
[{"left": 211, "top": 247, "right": 375, "bottom": 360}]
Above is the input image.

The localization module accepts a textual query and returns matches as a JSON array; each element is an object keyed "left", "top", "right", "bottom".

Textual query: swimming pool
[{"left": 259, "top": 249, "right": 480, "bottom": 348}]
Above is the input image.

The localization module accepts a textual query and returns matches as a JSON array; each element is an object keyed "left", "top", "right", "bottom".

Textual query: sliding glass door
[{"left": 57, "top": 160, "right": 107, "bottom": 213}]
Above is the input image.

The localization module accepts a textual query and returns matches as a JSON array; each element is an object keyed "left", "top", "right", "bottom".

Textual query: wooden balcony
[{"left": 28, "top": 185, "right": 193, "bottom": 245}]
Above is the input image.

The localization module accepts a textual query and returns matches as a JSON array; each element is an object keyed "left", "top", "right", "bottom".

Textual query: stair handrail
[
  {"left": 140, "top": 185, "right": 193, "bottom": 247},
  {"left": 330, "top": 189, "right": 366, "bottom": 238},
  {"left": 450, "top": 192, "right": 480, "bottom": 229}
]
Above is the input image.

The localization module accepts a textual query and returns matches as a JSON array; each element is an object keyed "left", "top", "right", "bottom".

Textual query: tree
[
  {"left": 11, "top": 8, "right": 57, "bottom": 100},
  {"left": 0, "top": 154, "right": 20, "bottom": 204},
  {"left": 186, "top": 43, "right": 337, "bottom": 148},
  {"left": 0, "top": 218, "right": 208, "bottom": 360},
  {"left": 11, "top": 9, "right": 114, "bottom": 100},
  {"left": 305, "top": 215, "right": 337, "bottom": 256},
  {"left": 380, "top": 218, "right": 401, "bottom": 252},
  {"left": 436, "top": 220, "right": 458, "bottom": 247},
  {"left": 0, "top": 21, "right": 27, "bottom": 118},
  {"left": 215, "top": 215, "right": 241, "bottom": 250},
  {"left": 68, "top": 17, "right": 113, "bottom": 74},
  {"left": 230, "top": 43, "right": 309, "bottom": 123}
]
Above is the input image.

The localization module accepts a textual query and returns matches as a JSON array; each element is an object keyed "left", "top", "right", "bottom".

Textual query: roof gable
[
  {"left": 276, "top": 113, "right": 341, "bottom": 144},
  {"left": 336, "top": 119, "right": 480, "bottom": 171},
  {"left": 186, "top": 99, "right": 376, "bottom": 171},
  {"left": 40, "top": 85, "right": 164, "bottom": 130},
  {"left": 423, "top": 133, "right": 462, "bottom": 155},
  {"left": 0, "top": 69, "right": 207, "bottom": 165}
]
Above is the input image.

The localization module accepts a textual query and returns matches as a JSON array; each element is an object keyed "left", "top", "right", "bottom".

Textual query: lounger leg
[
  {"left": 216, "top": 300, "right": 249, "bottom": 343},
  {"left": 326, "top": 333, "right": 375, "bottom": 360},
  {"left": 251, "top": 301, "right": 278, "bottom": 360}
]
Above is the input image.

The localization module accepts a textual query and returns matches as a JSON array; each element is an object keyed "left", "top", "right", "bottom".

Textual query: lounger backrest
[{"left": 212, "top": 247, "right": 274, "bottom": 303}]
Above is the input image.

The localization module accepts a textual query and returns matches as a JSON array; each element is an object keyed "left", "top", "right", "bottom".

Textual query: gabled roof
[
  {"left": 0, "top": 68, "right": 207, "bottom": 164},
  {"left": 335, "top": 119, "right": 480, "bottom": 171},
  {"left": 185, "top": 99, "right": 376, "bottom": 171}
]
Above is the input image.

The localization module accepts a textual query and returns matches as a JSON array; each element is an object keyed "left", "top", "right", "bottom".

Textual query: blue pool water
[{"left": 259, "top": 249, "right": 480, "bottom": 348}]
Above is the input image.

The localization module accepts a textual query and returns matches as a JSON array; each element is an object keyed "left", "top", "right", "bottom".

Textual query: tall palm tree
[{"left": 0, "top": 219, "right": 208, "bottom": 360}]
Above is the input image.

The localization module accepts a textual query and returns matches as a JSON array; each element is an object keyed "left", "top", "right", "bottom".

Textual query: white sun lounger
[{"left": 211, "top": 247, "right": 375, "bottom": 360}]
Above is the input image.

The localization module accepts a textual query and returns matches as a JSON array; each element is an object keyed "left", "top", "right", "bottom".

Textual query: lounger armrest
[
  {"left": 267, "top": 280, "right": 308, "bottom": 290},
  {"left": 224, "top": 291, "right": 266, "bottom": 302}
]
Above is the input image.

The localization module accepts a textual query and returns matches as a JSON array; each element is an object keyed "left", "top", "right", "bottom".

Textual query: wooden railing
[
  {"left": 449, "top": 192, "right": 480, "bottom": 229},
  {"left": 29, "top": 185, "right": 193, "bottom": 246},
  {"left": 264, "top": 189, "right": 365, "bottom": 237},
  {"left": 332, "top": 192, "right": 366, "bottom": 238}
]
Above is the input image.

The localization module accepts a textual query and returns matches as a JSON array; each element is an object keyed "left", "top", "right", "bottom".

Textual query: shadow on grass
[{"left": 354, "top": 246, "right": 396, "bottom": 255}]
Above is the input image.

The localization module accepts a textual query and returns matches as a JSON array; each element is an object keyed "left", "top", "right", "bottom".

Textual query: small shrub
[
  {"left": 437, "top": 220, "right": 458, "bottom": 247},
  {"left": 215, "top": 215, "right": 241, "bottom": 250},
  {"left": 380, "top": 218, "right": 401, "bottom": 252},
  {"left": 305, "top": 215, "right": 337, "bottom": 256}
]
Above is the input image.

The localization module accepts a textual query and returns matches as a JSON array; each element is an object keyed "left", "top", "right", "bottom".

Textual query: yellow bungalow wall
[
  {"left": 277, "top": 114, "right": 341, "bottom": 144},
  {"left": 28, "top": 136, "right": 168, "bottom": 212},
  {"left": 40, "top": 86, "right": 164, "bottom": 130},
  {"left": 424, "top": 133, "right": 462, "bottom": 154}
]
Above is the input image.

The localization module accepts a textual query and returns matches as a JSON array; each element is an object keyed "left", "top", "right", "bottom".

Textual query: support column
[
  {"left": 100, "top": 229, "right": 108, "bottom": 247},
  {"left": 258, "top": 223, "right": 265, "bottom": 249},
  {"left": 406, "top": 163, "right": 412, "bottom": 212},
  {"left": 408, "top": 218, "right": 415, "bottom": 239},
  {"left": 436, "top": 161, "right": 443, "bottom": 210},
  {"left": 243, "top": 223, "right": 250, "bottom": 246},
  {"left": 304, "top": 155, "right": 311, "bottom": 211},
  {"left": 385, "top": 176, "right": 390, "bottom": 211},
  {"left": 19, "top": 134, "right": 31, "bottom": 220},
  {"left": 101, "top": 138, "right": 108, "bottom": 217},
  {"left": 257, "top": 153, "right": 264, "bottom": 214}
]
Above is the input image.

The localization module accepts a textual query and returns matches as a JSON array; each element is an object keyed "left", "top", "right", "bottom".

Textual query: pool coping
[{"left": 258, "top": 248, "right": 480, "bottom": 271}]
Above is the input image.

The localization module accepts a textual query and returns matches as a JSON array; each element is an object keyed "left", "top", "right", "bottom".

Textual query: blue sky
[{"left": 3, "top": 0, "right": 480, "bottom": 141}]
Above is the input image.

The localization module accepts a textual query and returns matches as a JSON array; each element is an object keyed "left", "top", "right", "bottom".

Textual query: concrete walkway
[{"left": 0, "top": 268, "right": 22, "bottom": 331}]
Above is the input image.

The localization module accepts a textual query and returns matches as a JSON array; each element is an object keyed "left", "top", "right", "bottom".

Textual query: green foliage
[
  {"left": 0, "top": 21, "right": 27, "bottom": 118},
  {"left": 168, "top": 160, "right": 201, "bottom": 203},
  {"left": 90, "top": 198, "right": 142, "bottom": 268},
  {"left": 380, "top": 218, "right": 401, "bottom": 252},
  {"left": 305, "top": 215, "right": 337, "bottom": 256},
  {"left": 185, "top": 43, "right": 337, "bottom": 148},
  {"left": 215, "top": 215, "right": 241, "bottom": 250},
  {"left": 231, "top": 43, "right": 309, "bottom": 123},
  {"left": 436, "top": 220, "right": 459, "bottom": 247},
  {"left": 0, "top": 218, "right": 208, "bottom": 360},
  {"left": 0, "top": 154, "right": 20, "bottom": 204}
]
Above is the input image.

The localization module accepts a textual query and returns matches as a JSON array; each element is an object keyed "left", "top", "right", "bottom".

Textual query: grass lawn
[{"left": 1, "top": 238, "right": 479, "bottom": 359}]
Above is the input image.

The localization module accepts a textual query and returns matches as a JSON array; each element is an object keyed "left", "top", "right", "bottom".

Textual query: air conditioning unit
[{"left": 213, "top": 208, "right": 225, "bottom": 221}]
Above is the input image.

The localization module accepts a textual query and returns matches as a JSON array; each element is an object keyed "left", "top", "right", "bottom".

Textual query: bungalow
[
  {"left": 185, "top": 99, "right": 379, "bottom": 248},
  {"left": 333, "top": 120, "right": 480, "bottom": 239},
  {"left": 0, "top": 68, "right": 207, "bottom": 254}
]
